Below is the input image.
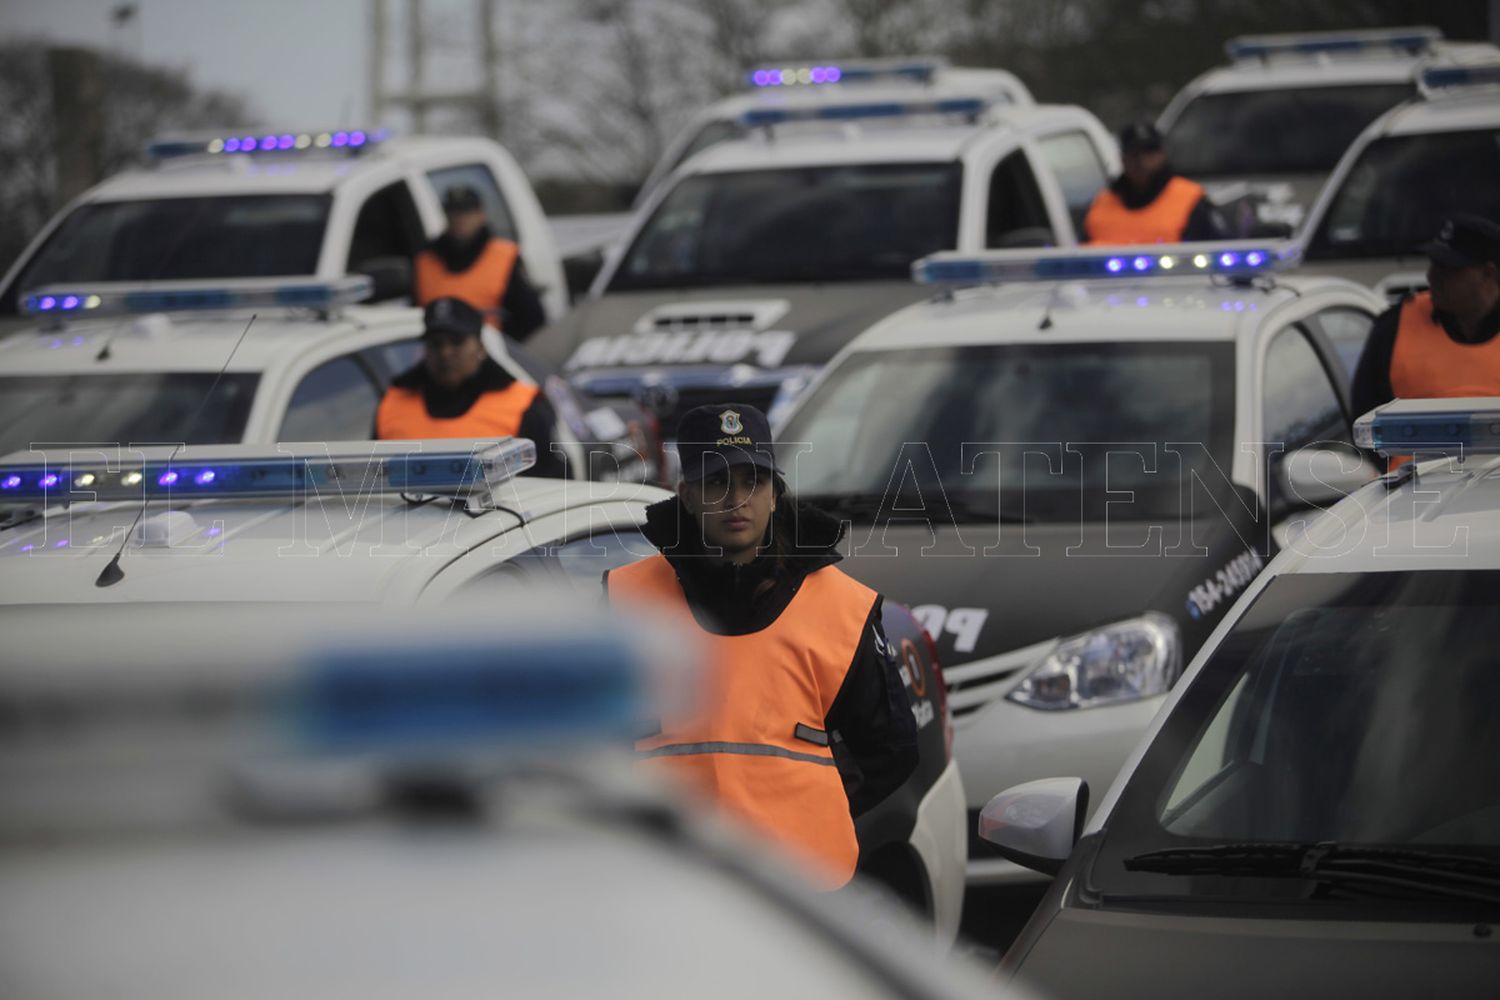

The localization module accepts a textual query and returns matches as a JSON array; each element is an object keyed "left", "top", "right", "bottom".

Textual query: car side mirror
[
  {"left": 355, "top": 256, "right": 413, "bottom": 304},
  {"left": 1280, "top": 445, "right": 1379, "bottom": 509},
  {"left": 978, "top": 777, "right": 1088, "bottom": 876}
]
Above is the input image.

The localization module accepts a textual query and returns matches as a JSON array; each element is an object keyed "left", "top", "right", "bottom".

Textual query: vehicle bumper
[{"left": 909, "top": 757, "right": 966, "bottom": 946}]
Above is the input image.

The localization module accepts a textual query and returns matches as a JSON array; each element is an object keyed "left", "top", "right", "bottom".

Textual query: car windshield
[
  {"left": 609, "top": 163, "right": 962, "bottom": 291},
  {"left": 1165, "top": 84, "right": 1413, "bottom": 176},
  {"left": 0, "top": 373, "right": 259, "bottom": 457},
  {"left": 4, "top": 195, "right": 331, "bottom": 313},
  {"left": 776, "top": 342, "right": 1234, "bottom": 521},
  {"left": 1306, "top": 129, "right": 1500, "bottom": 260},
  {"left": 1094, "top": 570, "right": 1500, "bottom": 904}
]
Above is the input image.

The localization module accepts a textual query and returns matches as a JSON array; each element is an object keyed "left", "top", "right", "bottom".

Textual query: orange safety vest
[
  {"left": 375, "top": 381, "right": 540, "bottom": 440},
  {"left": 607, "top": 553, "right": 877, "bottom": 888},
  {"left": 1084, "top": 176, "right": 1205, "bottom": 245},
  {"left": 413, "top": 238, "right": 519, "bottom": 321}
]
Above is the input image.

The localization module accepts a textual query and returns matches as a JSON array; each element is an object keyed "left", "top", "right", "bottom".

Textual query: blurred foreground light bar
[
  {"left": 1353, "top": 398, "right": 1500, "bottom": 456},
  {"left": 0, "top": 439, "right": 536, "bottom": 505},
  {"left": 746, "top": 57, "right": 944, "bottom": 88},
  {"left": 743, "top": 96, "right": 985, "bottom": 127},
  {"left": 1418, "top": 63, "right": 1500, "bottom": 99},
  {"left": 911, "top": 242, "right": 1301, "bottom": 286},
  {"left": 147, "top": 127, "right": 393, "bottom": 160},
  {"left": 1226, "top": 26, "right": 1439, "bottom": 61},
  {"left": 21, "top": 276, "right": 372, "bottom": 319}
]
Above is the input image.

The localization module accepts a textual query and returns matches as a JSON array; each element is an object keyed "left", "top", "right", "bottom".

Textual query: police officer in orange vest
[
  {"left": 1084, "top": 120, "right": 1226, "bottom": 245},
  {"left": 414, "top": 186, "right": 547, "bottom": 341},
  {"left": 376, "top": 296, "right": 563, "bottom": 476},
  {"left": 1351, "top": 215, "right": 1500, "bottom": 423},
  {"left": 605, "top": 404, "right": 917, "bottom": 888}
]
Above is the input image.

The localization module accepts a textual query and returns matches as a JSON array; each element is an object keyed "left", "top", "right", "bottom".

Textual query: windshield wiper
[{"left": 1124, "top": 841, "right": 1500, "bottom": 905}]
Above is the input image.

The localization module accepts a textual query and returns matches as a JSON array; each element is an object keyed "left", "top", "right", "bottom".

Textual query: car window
[
  {"left": 365, "top": 338, "right": 424, "bottom": 382},
  {"left": 1261, "top": 325, "right": 1346, "bottom": 459},
  {"left": 426, "top": 163, "right": 517, "bottom": 241},
  {"left": 346, "top": 182, "right": 426, "bottom": 273},
  {"left": 1036, "top": 131, "right": 1109, "bottom": 235},
  {"left": 1312, "top": 307, "right": 1375, "bottom": 378},
  {"left": 278, "top": 356, "right": 381, "bottom": 441},
  {"left": 670, "top": 120, "right": 746, "bottom": 173},
  {"left": 985, "top": 151, "right": 1053, "bottom": 248}
]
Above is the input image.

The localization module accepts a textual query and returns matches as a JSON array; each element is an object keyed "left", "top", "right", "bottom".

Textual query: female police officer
[{"left": 605, "top": 404, "right": 917, "bottom": 889}]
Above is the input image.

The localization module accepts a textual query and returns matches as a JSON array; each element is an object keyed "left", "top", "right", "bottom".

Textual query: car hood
[{"left": 528, "top": 282, "right": 932, "bottom": 374}]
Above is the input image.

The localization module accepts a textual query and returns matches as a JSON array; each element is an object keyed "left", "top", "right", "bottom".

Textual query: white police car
[
  {"left": 979, "top": 397, "right": 1500, "bottom": 999},
  {"left": 0, "top": 600, "right": 1001, "bottom": 1000},
  {"left": 1298, "top": 62, "right": 1500, "bottom": 298},
  {"left": 772, "top": 242, "right": 1387, "bottom": 884},
  {"left": 0, "top": 128, "right": 567, "bottom": 329},
  {"left": 533, "top": 94, "right": 1117, "bottom": 430},
  {"left": 1159, "top": 27, "right": 1498, "bottom": 234},
  {"left": 0, "top": 278, "right": 654, "bottom": 483}
]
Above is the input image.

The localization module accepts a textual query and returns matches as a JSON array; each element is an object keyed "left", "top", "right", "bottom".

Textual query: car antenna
[{"left": 95, "top": 313, "right": 258, "bottom": 588}]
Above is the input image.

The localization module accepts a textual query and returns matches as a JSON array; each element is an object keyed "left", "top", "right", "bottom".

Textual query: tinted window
[
  {"left": 1261, "top": 326, "right": 1345, "bottom": 456},
  {"left": 426, "top": 163, "right": 517, "bottom": 240},
  {"left": 6, "top": 196, "right": 330, "bottom": 312},
  {"left": 1036, "top": 131, "right": 1109, "bottom": 234},
  {"left": 1166, "top": 84, "right": 1413, "bottom": 176},
  {"left": 346, "top": 182, "right": 425, "bottom": 272},
  {"left": 1313, "top": 307, "right": 1376, "bottom": 377},
  {"left": 1306, "top": 129, "right": 1500, "bottom": 260},
  {"left": 0, "top": 373, "right": 258, "bottom": 455},
  {"left": 278, "top": 356, "right": 380, "bottom": 441},
  {"left": 365, "top": 338, "right": 423, "bottom": 381},
  {"left": 610, "top": 163, "right": 962, "bottom": 290},
  {"left": 985, "top": 151, "right": 1052, "bottom": 248}
]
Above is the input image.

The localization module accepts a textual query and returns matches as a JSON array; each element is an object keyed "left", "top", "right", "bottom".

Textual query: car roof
[
  {"left": 1184, "top": 40, "right": 1499, "bottom": 96},
  {"left": 1370, "top": 89, "right": 1500, "bottom": 137}
]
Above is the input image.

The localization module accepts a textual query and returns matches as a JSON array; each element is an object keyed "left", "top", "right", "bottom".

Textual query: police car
[
  {"left": 0, "top": 129, "right": 567, "bottom": 332},
  {"left": 1298, "top": 62, "right": 1500, "bottom": 298},
  {"left": 1158, "top": 27, "right": 1498, "bottom": 235},
  {"left": 0, "top": 600, "right": 1000, "bottom": 999},
  {"left": 532, "top": 95, "right": 1117, "bottom": 431},
  {"left": 771, "top": 242, "right": 1388, "bottom": 884},
  {"left": 0, "top": 438, "right": 967, "bottom": 942},
  {"left": 0, "top": 278, "right": 654, "bottom": 483},
  {"left": 980, "top": 398, "right": 1500, "bottom": 999}
]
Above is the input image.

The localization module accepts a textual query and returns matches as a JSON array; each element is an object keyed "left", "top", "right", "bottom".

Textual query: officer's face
[
  {"left": 446, "top": 208, "right": 487, "bottom": 241},
  {"left": 1122, "top": 148, "right": 1167, "bottom": 190},
  {"left": 423, "top": 331, "right": 487, "bottom": 389},
  {"left": 1428, "top": 259, "right": 1500, "bottom": 321},
  {"left": 679, "top": 464, "right": 775, "bottom": 563}
]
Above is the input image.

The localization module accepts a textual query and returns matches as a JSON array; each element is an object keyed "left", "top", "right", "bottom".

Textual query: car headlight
[{"left": 1007, "top": 613, "right": 1181, "bottom": 711}]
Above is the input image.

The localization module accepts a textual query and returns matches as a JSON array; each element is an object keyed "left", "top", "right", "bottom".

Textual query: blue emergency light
[
  {"left": 20, "top": 276, "right": 372, "bottom": 319},
  {"left": 1353, "top": 398, "right": 1500, "bottom": 456},
  {"left": 0, "top": 439, "right": 536, "bottom": 506},
  {"left": 146, "top": 128, "right": 393, "bottom": 161},
  {"left": 1226, "top": 27, "right": 1439, "bottom": 61},
  {"left": 1418, "top": 63, "right": 1500, "bottom": 98},
  {"left": 746, "top": 57, "right": 943, "bottom": 88},
  {"left": 912, "top": 242, "right": 1300, "bottom": 287},
  {"left": 742, "top": 96, "right": 985, "bottom": 128}
]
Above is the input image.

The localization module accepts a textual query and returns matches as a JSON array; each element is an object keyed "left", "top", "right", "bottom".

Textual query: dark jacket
[
  {"left": 387, "top": 357, "right": 565, "bottom": 478},
  {"left": 1350, "top": 295, "right": 1500, "bottom": 419},
  {"left": 426, "top": 225, "right": 548, "bottom": 341},
  {"left": 615, "top": 495, "right": 920, "bottom": 817},
  {"left": 1108, "top": 168, "right": 1227, "bottom": 242}
]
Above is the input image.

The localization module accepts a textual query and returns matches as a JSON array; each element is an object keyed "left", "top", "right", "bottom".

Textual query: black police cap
[
  {"left": 441, "top": 185, "right": 484, "bottom": 214},
  {"left": 675, "top": 403, "right": 782, "bottom": 482},
  {"left": 422, "top": 297, "right": 484, "bottom": 339},
  {"left": 1119, "top": 119, "right": 1164, "bottom": 154},
  {"left": 1419, "top": 214, "right": 1500, "bottom": 269}
]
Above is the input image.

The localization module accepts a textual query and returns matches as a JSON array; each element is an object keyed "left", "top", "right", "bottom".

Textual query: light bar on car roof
[
  {"left": 1353, "top": 398, "right": 1500, "bottom": 456},
  {"left": 912, "top": 242, "right": 1300, "bottom": 286},
  {"left": 746, "top": 57, "right": 944, "bottom": 88},
  {"left": 742, "top": 96, "right": 985, "bottom": 127},
  {"left": 0, "top": 439, "right": 536, "bottom": 505},
  {"left": 1225, "top": 27, "right": 1439, "bottom": 61},
  {"left": 20, "top": 276, "right": 372, "bottom": 319},
  {"left": 1418, "top": 63, "right": 1500, "bottom": 98},
  {"left": 147, "top": 128, "right": 393, "bottom": 160}
]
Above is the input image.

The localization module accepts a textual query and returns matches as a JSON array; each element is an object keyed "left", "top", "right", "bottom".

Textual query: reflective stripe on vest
[
  {"left": 1386, "top": 291, "right": 1500, "bottom": 469},
  {"left": 413, "top": 239, "right": 519, "bottom": 321},
  {"left": 374, "top": 381, "right": 539, "bottom": 440},
  {"left": 607, "top": 553, "right": 877, "bottom": 888},
  {"left": 1084, "top": 176, "right": 1204, "bottom": 245}
]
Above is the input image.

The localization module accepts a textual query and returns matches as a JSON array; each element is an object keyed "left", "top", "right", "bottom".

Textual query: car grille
[{"left": 943, "top": 637, "right": 1057, "bottom": 721}]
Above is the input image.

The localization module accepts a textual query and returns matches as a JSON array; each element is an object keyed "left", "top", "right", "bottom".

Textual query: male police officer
[
  {"left": 376, "top": 297, "right": 563, "bottom": 476},
  {"left": 413, "top": 186, "right": 547, "bottom": 341},
  {"left": 1351, "top": 214, "right": 1500, "bottom": 419},
  {"left": 1085, "top": 120, "right": 1226, "bottom": 245},
  {"left": 605, "top": 404, "right": 917, "bottom": 889}
]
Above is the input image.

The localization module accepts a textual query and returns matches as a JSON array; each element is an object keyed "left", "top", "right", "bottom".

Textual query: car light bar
[
  {"left": 912, "top": 242, "right": 1300, "bottom": 286},
  {"left": 1353, "top": 398, "right": 1500, "bottom": 456},
  {"left": 746, "top": 57, "right": 944, "bottom": 88},
  {"left": 1418, "top": 63, "right": 1500, "bottom": 98},
  {"left": 20, "top": 276, "right": 373, "bottom": 318},
  {"left": 742, "top": 96, "right": 985, "bottom": 127},
  {"left": 147, "top": 128, "right": 393, "bottom": 160},
  {"left": 0, "top": 439, "right": 536, "bottom": 505},
  {"left": 1226, "top": 27, "right": 1439, "bottom": 61}
]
